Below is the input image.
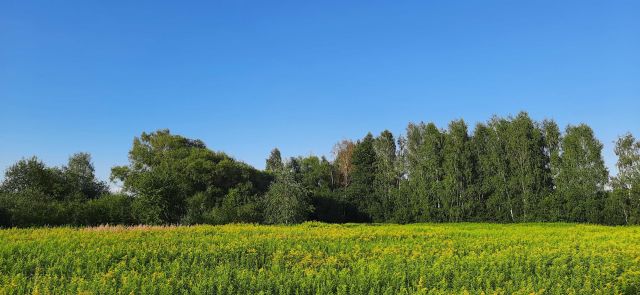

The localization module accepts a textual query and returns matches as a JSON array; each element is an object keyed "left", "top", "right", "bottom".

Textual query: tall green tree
[
  {"left": 608, "top": 133, "right": 640, "bottom": 224},
  {"left": 264, "top": 168, "right": 311, "bottom": 224},
  {"left": 265, "top": 148, "right": 284, "bottom": 172},
  {"left": 348, "top": 133, "right": 377, "bottom": 221},
  {"left": 392, "top": 134, "right": 413, "bottom": 223},
  {"left": 403, "top": 123, "right": 445, "bottom": 222},
  {"left": 1, "top": 157, "right": 62, "bottom": 198},
  {"left": 64, "top": 153, "right": 108, "bottom": 200},
  {"left": 291, "top": 155, "right": 343, "bottom": 222},
  {"left": 111, "top": 129, "right": 270, "bottom": 224},
  {"left": 1, "top": 154, "right": 106, "bottom": 200},
  {"left": 542, "top": 119, "right": 562, "bottom": 182},
  {"left": 556, "top": 125, "right": 609, "bottom": 223},
  {"left": 400, "top": 123, "right": 426, "bottom": 222},
  {"left": 372, "top": 130, "right": 398, "bottom": 222},
  {"left": 482, "top": 117, "right": 516, "bottom": 222},
  {"left": 541, "top": 119, "right": 562, "bottom": 220},
  {"left": 0, "top": 157, "right": 68, "bottom": 226},
  {"left": 504, "top": 112, "right": 549, "bottom": 221},
  {"left": 471, "top": 123, "right": 492, "bottom": 221},
  {"left": 0, "top": 154, "right": 110, "bottom": 227},
  {"left": 442, "top": 119, "right": 475, "bottom": 222}
]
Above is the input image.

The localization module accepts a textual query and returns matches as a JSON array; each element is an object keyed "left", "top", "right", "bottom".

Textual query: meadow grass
[{"left": 1, "top": 223, "right": 639, "bottom": 294}]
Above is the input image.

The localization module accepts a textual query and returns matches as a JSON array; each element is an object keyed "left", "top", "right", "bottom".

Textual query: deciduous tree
[
  {"left": 264, "top": 168, "right": 311, "bottom": 224},
  {"left": 556, "top": 125, "right": 608, "bottom": 223}
]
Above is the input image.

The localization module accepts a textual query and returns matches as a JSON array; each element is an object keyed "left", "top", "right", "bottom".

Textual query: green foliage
[
  {"left": 1, "top": 157, "right": 67, "bottom": 200},
  {"left": 0, "top": 198, "right": 8, "bottom": 227},
  {"left": 77, "top": 194, "right": 135, "bottom": 226},
  {"left": 478, "top": 117, "right": 514, "bottom": 222},
  {"left": 442, "top": 119, "right": 475, "bottom": 222},
  {"left": 64, "top": 153, "right": 109, "bottom": 200},
  {"left": 183, "top": 191, "right": 218, "bottom": 225},
  {"left": 470, "top": 123, "right": 492, "bottom": 221},
  {"left": 540, "top": 119, "right": 563, "bottom": 221},
  {"left": 1, "top": 154, "right": 108, "bottom": 202},
  {"left": 0, "top": 191, "right": 133, "bottom": 228},
  {"left": 0, "top": 155, "right": 111, "bottom": 227},
  {"left": 404, "top": 122, "right": 445, "bottom": 222},
  {"left": 265, "top": 148, "right": 284, "bottom": 172},
  {"left": 206, "top": 183, "right": 263, "bottom": 224},
  {"left": 347, "top": 133, "right": 377, "bottom": 221},
  {"left": 130, "top": 194, "right": 166, "bottom": 225},
  {"left": 372, "top": 130, "right": 398, "bottom": 222},
  {"left": 608, "top": 133, "right": 640, "bottom": 224},
  {"left": 288, "top": 155, "right": 347, "bottom": 222},
  {"left": 473, "top": 114, "right": 555, "bottom": 222},
  {"left": 111, "top": 129, "right": 271, "bottom": 224},
  {"left": 0, "top": 191, "right": 69, "bottom": 227},
  {"left": 264, "top": 169, "right": 311, "bottom": 224},
  {"left": 556, "top": 124, "right": 609, "bottom": 223},
  {"left": 503, "top": 113, "right": 549, "bottom": 221},
  {"left": 1, "top": 116, "right": 636, "bottom": 226}
]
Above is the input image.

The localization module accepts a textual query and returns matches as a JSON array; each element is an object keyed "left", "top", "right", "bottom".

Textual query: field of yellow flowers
[{"left": 1, "top": 223, "right": 639, "bottom": 294}]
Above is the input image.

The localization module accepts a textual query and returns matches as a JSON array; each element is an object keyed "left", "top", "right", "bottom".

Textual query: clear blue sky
[{"left": 1, "top": 1, "right": 639, "bottom": 184}]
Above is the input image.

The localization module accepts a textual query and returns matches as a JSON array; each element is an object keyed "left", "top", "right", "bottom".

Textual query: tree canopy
[{"left": 1, "top": 112, "right": 638, "bottom": 227}]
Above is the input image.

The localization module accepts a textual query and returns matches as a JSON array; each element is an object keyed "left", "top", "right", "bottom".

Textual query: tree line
[{"left": 1, "top": 112, "right": 639, "bottom": 227}]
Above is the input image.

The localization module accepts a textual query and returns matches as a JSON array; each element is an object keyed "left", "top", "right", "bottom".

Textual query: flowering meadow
[{"left": 1, "top": 223, "right": 639, "bottom": 294}]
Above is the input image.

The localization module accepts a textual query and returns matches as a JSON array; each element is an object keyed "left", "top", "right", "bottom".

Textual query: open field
[{"left": 1, "top": 223, "right": 639, "bottom": 294}]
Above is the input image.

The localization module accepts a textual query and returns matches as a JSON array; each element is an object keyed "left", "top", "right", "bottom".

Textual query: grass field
[{"left": 1, "top": 223, "right": 639, "bottom": 294}]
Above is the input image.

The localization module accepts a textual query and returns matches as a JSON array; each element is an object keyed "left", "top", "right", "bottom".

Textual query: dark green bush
[
  {"left": 1, "top": 191, "right": 69, "bottom": 227},
  {"left": 77, "top": 194, "right": 135, "bottom": 226}
]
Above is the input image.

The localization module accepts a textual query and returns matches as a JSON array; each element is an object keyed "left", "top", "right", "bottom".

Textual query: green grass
[{"left": 1, "top": 223, "right": 639, "bottom": 294}]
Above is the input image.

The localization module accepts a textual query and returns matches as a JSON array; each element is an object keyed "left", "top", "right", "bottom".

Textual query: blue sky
[{"left": 1, "top": 1, "right": 639, "bottom": 184}]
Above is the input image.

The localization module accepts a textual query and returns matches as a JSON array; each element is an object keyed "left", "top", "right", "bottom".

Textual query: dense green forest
[{"left": 1, "top": 112, "right": 639, "bottom": 227}]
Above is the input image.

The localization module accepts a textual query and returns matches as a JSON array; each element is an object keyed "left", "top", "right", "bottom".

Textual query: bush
[
  {"left": 131, "top": 195, "right": 166, "bottom": 225},
  {"left": 309, "top": 193, "right": 350, "bottom": 223},
  {"left": 202, "top": 187, "right": 263, "bottom": 225},
  {"left": 205, "top": 203, "right": 262, "bottom": 225},
  {"left": 0, "top": 196, "right": 9, "bottom": 227},
  {"left": 77, "top": 194, "right": 135, "bottom": 226},
  {"left": 1, "top": 191, "right": 70, "bottom": 227},
  {"left": 181, "top": 191, "right": 221, "bottom": 225}
]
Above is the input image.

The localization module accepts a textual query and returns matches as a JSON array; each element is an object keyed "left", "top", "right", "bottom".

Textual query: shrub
[
  {"left": 1, "top": 191, "right": 69, "bottom": 227},
  {"left": 131, "top": 194, "right": 166, "bottom": 225},
  {"left": 78, "top": 194, "right": 135, "bottom": 225}
]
